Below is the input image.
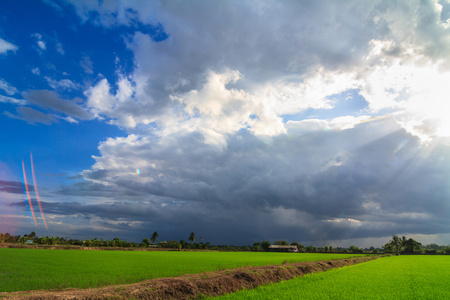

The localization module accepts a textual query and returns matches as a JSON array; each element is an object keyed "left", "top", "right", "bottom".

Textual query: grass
[
  {"left": 0, "top": 248, "right": 366, "bottom": 292},
  {"left": 211, "top": 255, "right": 450, "bottom": 299}
]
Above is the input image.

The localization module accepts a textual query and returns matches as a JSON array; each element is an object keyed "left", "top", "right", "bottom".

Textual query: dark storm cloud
[
  {"left": 53, "top": 118, "right": 450, "bottom": 244},
  {"left": 39, "top": 200, "right": 160, "bottom": 221},
  {"left": 57, "top": 181, "right": 117, "bottom": 198}
]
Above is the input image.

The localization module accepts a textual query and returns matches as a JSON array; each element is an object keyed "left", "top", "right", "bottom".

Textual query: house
[{"left": 268, "top": 245, "right": 298, "bottom": 252}]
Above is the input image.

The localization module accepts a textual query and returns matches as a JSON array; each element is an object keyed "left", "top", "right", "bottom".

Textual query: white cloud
[
  {"left": 56, "top": 41, "right": 64, "bottom": 55},
  {"left": 69, "top": 1, "right": 449, "bottom": 144},
  {"left": 358, "top": 40, "right": 450, "bottom": 143},
  {"left": 59, "top": 115, "right": 79, "bottom": 124},
  {"left": 71, "top": 0, "right": 382, "bottom": 135},
  {"left": 0, "top": 79, "right": 18, "bottom": 95},
  {"left": 31, "top": 67, "right": 40, "bottom": 75},
  {"left": 171, "top": 69, "right": 286, "bottom": 138},
  {"left": 80, "top": 55, "right": 94, "bottom": 74},
  {"left": 85, "top": 78, "right": 115, "bottom": 116},
  {"left": 45, "top": 77, "right": 80, "bottom": 91},
  {"left": 0, "top": 38, "right": 18, "bottom": 54},
  {"left": 37, "top": 40, "right": 46, "bottom": 51},
  {"left": 0, "top": 95, "right": 26, "bottom": 105},
  {"left": 32, "top": 33, "right": 46, "bottom": 52}
]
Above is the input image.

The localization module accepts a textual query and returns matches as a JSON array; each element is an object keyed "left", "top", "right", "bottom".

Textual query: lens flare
[
  {"left": 30, "top": 153, "right": 48, "bottom": 230},
  {"left": 22, "top": 161, "right": 37, "bottom": 227}
]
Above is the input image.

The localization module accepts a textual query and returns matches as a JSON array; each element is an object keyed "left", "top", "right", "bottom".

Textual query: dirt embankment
[{"left": 1, "top": 256, "right": 380, "bottom": 300}]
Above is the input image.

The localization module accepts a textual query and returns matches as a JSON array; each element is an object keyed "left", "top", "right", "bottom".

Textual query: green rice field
[
  {"left": 0, "top": 248, "right": 365, "bottom": 292},
  {"left": 211, "top": 255, "right": 450, "bottom": 299}
]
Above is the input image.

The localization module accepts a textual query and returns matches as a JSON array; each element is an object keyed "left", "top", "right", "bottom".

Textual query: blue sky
[{"left": 1, "top": 0, "right": 450, "bottom": 247}]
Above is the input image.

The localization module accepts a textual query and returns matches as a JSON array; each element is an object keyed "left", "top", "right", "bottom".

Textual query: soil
[{"left": 0, "top": 256, "right": 380, "bottom": 299}]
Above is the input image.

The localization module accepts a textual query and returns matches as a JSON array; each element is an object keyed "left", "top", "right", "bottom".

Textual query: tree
[
  {"left": 112, "top": 237, "right": 121, "bottom": 247},
  {"left": 142, "top": 238, "right": 151, "bottom": 247},
  {"left": 151, "top": 231, "right": 159, "bottom": 244},
  {"left": 384, "top": 235, "right": 405, "bottom": 255},
  {"left": 402, "top": 238, "right": 422, "bottom": 253},
  {"left": 349, "top": 245, "right": 363, "bottom": 253},
  {"left": 189, "top": 232, "right": 195, "bottom": 244},
  {"left": 274, "top": 240, "right": 289, "bottom": 245},
  {"left": 261, "top": 240, "right": 271, "bottom": 251},
  {"left": 391, "top": 235, "right": 404, "bottom": 256},
  {"left": 253, "top": 242, "right": 261, "bottom": 251},
  {"left": 383, "top": 242, "right": 394, "bottom": 253},
  {"left": 306, "top": 246, "right": 317, "bottom": 253}
]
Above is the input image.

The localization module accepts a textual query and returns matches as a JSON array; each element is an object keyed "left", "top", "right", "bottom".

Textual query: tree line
[
  {"left": 1, "top": 232, "right": 449, "bottom": 254},
  {"left": 382, "top": 235, "right": 450, "bottom": 255}
]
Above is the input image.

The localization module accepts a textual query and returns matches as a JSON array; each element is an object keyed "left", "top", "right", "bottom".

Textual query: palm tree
[
  {"left": 189, "top": 232, "right": 195, "bottom": 244},
  {"left": 391, "top": 235, "right": 405, "bottom": 255},
  {"left": 151, "top": 231, "right": 159, "bottom": 244}
]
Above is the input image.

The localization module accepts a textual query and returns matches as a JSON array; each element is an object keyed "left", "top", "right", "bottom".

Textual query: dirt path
[{"left": 0, "top": 256, "right": 380, "bottom": 299}]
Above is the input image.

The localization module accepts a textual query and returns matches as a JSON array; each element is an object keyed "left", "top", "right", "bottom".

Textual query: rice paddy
[
  {"left": 0, "top": 248, "right": 366, "bottom": 292},
  {"left": 211, "top": 255, "right": 450, "bottom": 299}
]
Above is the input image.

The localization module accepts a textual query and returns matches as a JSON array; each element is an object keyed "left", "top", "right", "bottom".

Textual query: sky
[{"left": 1, "top": 0, "right": 450, "bottom": 248}]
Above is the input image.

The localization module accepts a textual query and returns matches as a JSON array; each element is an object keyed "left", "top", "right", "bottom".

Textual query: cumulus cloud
[
  {"left": 50, "top": 0, "right": 450, "bottom": 245},
  {"left": 52, "top": 117, "right": 449, "bottom": 244},
  {"left": 0, "top": 37, "right": 18, "bottom": 54},
  {"left": 69, "top": 0, "right": 450, "bottom": 144}
]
